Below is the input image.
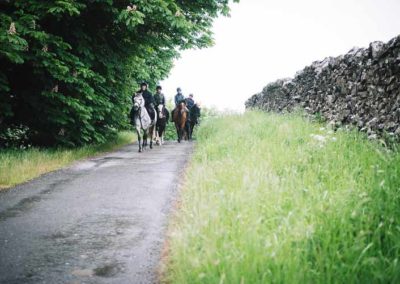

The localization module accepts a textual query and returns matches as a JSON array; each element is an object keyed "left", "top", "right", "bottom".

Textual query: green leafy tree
[{"left": 0, "top": 0, "right": 238, "bottom": 147}]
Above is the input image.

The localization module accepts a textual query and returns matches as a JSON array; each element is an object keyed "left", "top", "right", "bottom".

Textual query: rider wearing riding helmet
[
  {"left": 174, "top": 87, "right": 185, "bottom": 106},
  {"left": 154, "top": 85, "right": 166, "bottom": 107},
  {"left": 137, "top": 82, "right": 155, "bottom": 123},
  {"left": 171, "top": 87, "right": 189, "bottom": 122},
  {"left": 185, "top": 94, "right": 195, "bottom": 110},
  {"left": 154, "top": 85, "right": 169, "bottom": 122}
]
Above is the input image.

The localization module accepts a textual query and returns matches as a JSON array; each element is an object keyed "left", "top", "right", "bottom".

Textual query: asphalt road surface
[{"left": 0, "top": 141, "right": 193, "bottom": 284}]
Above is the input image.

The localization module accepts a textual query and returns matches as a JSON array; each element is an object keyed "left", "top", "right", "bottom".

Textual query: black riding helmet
[
  {"left": 156, "top": 85, "right": 162, "bottom": 90},
  {"left": 140, "top": 81, "right": 148, "bottom": 87}
]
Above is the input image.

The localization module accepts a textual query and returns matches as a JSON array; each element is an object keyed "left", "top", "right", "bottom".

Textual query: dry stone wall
[{"left": 246, "top": 35, "right": 400, "bottom": 140}]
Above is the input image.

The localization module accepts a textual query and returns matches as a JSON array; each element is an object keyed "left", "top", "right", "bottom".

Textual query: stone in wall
[{"left": 246, "top": 35, "right": 400, "bottom": 140}]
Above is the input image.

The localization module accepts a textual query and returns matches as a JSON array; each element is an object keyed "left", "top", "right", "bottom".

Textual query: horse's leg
[
  {"left": 149, "top": 126, "right": 154, "bottom": 149},
  {"left": 158, "top": 125, "right": 162, "bottom": 145},
  {"left": 155, "top": 125, "right": 159, "bottom": 145},
  {"left": 137, "top": 127, "right": 142, "bottom": 152},
  {"left": 143, "top": 131, "right": 147, "bottom": 150},
  {"left": 153, "top": 126, "right": 157, "bottom": 144},
  {"left": 186, "top": 122, "right": 191, "bottom": 141},
  {"left": 175, "top": 124, "right": 181, "bottom": 143},
  {"left": 160, "top": 124, "right": 165, "bottom": 145},
  {"left": 156, "top": 126, "right": 160, "bottom": 146},
  {"left": 181, "top": 120, "right": 187, "bottom": 141},
  {"left": 190, "top": 121, "right": 195, "bottom": 140},
  {"left": 180, "top": 126, "right": 185, "bottom": 143},
  {"left": 159, "top": 126, "right": 163, "bottom": 145}
]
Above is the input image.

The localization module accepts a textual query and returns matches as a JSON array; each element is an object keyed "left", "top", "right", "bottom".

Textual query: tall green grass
[
  {"left": 166, "top": 111, "right": 400, "bottom": 283},
  {"left": 0, "top": 131, "right": 135, "bottom": 189}
]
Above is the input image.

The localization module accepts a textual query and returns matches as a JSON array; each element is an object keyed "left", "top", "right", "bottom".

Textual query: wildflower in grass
[{"left": 310, "top": 134, "right": 326, "bottom": 142}]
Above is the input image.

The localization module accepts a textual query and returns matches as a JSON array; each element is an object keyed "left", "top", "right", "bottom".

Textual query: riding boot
[{"left": 148, "top": 106, "right": 155, "bottom": 124}]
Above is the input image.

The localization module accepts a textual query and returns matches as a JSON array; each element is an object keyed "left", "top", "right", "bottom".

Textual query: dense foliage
[{"left": 0, "top": 0, "right": 237, "bottom": 147}]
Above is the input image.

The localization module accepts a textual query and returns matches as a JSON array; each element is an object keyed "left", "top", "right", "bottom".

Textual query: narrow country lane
[{"left": 0, "top": 142, "right": 193, "bottom": 284}]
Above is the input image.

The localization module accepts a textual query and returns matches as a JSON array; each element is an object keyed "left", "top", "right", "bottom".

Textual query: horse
[
  {"left": 172, "top": 102, "right": 187, "bottom": 143},
  {"left": 130, "top": 94, "right": 157, "bottom": 152},
  {"left": 156, "top": 104, "right": 169, "bottom": 145},
  {"left": 188, "top": 104, "right": 201, "bottom": 140}
]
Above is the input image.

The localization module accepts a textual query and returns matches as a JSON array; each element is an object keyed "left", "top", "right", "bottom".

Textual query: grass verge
[
  {"left": 165, "top": 111, "right": 400, "bottom": 283},
  {"left": 0, "top": 131, "right": 135, "bottom": 189}
]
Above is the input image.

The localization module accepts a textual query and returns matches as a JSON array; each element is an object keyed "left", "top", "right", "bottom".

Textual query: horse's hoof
[
  {"left": 138, "top": 149, "right": 142, "bottom": 153},
  {"left": 150, "top": 145, "right": 153, "bottom": 149}
]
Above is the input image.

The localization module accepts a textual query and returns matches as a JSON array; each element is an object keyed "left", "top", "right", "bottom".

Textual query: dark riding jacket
[
  {"left": 154, "top": 92, "right": 165, "bottom": 106},
  {"left": 141, "top": 90, "right": 154, "bottom": 107},
  {"left": 174, "top": 93, "right": 185, "bottom": 106},
  {"left": 135, "top": 90, "right": 155, "bottom": 120},
  {"left": 185, "top": 98, "right": 195, "bottom": 110}
]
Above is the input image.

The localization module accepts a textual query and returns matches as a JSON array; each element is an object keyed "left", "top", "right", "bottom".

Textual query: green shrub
[{"left": 0, "top": 0, "right": 237, "bottom": 147}]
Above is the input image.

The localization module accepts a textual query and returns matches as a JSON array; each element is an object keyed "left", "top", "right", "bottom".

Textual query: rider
[
  {"left": 154, "top": 85, "right": 169, "bottom": 121},
  {"left": 174, "top": 87, "right": 185, "bottom": 106},
  {"left": 154, "top": 85, "right": 166, "bottom": 107},
  {"left": 185, "top": 94, "right": 195, "bottom": 110},
  {"left": 138, "top": 82, "right": 155, "bottom": 123},
  {"left": 171, "top": 87, "right": 188, "bottom": 122}
]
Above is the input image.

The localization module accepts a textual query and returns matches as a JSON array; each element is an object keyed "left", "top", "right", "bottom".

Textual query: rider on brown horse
[{"left": 171, "top": 87, "right": 189, "bottom": 122}]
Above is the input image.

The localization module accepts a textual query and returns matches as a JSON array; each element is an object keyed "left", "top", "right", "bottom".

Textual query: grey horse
[{"left": 131, "top": 94, "right": 157, "bottom": 152}]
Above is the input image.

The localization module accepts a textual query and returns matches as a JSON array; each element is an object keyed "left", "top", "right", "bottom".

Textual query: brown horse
[{"left": 172, "top": 102, "right": 187, "bottom": 143}]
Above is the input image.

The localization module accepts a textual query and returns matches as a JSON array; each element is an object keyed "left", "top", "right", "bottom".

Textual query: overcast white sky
[{"left": 162, "top": 0, "right": 400, "bottom": 111}]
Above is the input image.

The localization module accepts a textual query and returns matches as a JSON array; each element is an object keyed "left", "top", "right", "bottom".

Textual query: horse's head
[
  {"left": 178, "top": 101, "right": 186, "bottom": 111},
  {"left": 157, "top": 105, "right": 164, "bottom": 119},
  {"left": 133, "top": 94, "right": 144, "bottom": 112}
]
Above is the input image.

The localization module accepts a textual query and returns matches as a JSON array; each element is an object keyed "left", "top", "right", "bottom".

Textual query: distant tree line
[{"left": 0, "top": 0, "right": 236, "bottom": 147}]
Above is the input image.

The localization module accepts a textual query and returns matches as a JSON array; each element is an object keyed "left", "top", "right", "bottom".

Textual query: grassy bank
[
  {"left": 0, "top": 131, "right": 135, "bottom": 189},
  {"left": 165, "top": 111, "right": 400, "bottom": 283}
]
